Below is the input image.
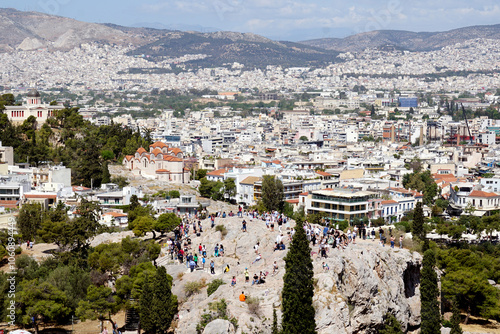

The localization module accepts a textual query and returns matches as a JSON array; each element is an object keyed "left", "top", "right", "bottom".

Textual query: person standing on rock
[
  {"left": 242, "top": 220, "right": 247, "bottom": 232},
  {"left": 399, "top": 235, "right": 404, "bottom": 249},
  {"left": 390, "top": 235, "right": 395, "bottom": 248},
  {"left": 371, "top": 228, "right": 376, "bottom": 241},
  {"left": 244, "top": 268, "right": 250, "bottom": 283},
  {"left": 210, "top": 260, "right": 215, "bottom": 274}
]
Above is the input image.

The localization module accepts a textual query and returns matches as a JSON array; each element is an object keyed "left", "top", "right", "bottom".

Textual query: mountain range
[{"left": 1, "top": 7, "right": 500, "bottom": 67}]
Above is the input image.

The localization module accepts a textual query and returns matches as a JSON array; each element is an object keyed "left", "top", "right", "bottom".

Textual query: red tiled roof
[
  {"left": 315, "top": 171, "right": 332, "bottom": 177},
  {"left": 156, "top": 169, "right": 170, "bottom": 173},
  {"left": 469, "top": 190, "right": 499, "bottom": 198},
  {"left": 25, "top": 194, "right": 57, "bottom": 199},
  {"left": 124, "top": 155, "right": 134, "bottom": 161},
  {"left": 381, "top": 200, "right": 398, "bottom": 205},
  {"left": 103, "top": 212, "right": 127, "bottom": 217},
  {"left": 299, "top": 192, "right": 309, "bottom": 196},
  {"left": 168, "top": 147, "right": 182, "bottom": 154},
  {"left": 72, "top": 186, "right": 91, "bottom": 192},
  {"left": 151, "top": 148, "right": 163, "bottom": 155},
  {"left": 163, "top": 156, "right": 183, "bottom": 162},
  {"left": 0, "top": 200, "right": 19, "bottom": 208},
  {"left": 207, "top": 168, "right": 229, "bottom": 176},
  {"left": 149, "top": 141, "right": 168, "bottom": 149},
  {"left": 286, "top": 199, "right": 300, "bottom": 204},
  {"left": 136, "top": 147, "right": 147, "bottom": 154}
]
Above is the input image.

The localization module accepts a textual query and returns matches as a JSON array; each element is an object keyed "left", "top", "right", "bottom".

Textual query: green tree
[
  {"left": 154, "top": 213, "right": 181, "bottom": 236},
  {"left": 299, "top": 136, "right": 308, "bottom": 141},
  {"left": 129, "top": 216, "right": 155, "bottom": 238},
  {"left": 168, "top": 190, "right": 180, "bottom": 198},
  {"left": 139, "top": 273, "right": 154, "bottom": 333},
  {"left": 223, "top": 178, "right": 236, "bottom": 201},
  {"left": 412, "top": 202, "right": 425, "bottom": 241},
  {"left": 102, "top": 161, "right": 111, "bottom": 184},
  {"left": 450, "top": 299, "right": 463, "bottom": 334},
  {"left": 380, "top": 313, "right": 403, "bottom": 334},
  {"left": 420, "top": 249, "right": 440, "bottom": 334},
  {"left": 17, "top": 280, "right": 71, "bottom": 334},
  {"left": 261, "top": 175, "right": 284, "bottom": 212},
  {"left": 281, "top": 220, "right": 316, "bottom": 334},
  {"left": 272, "top": 308, "right": 279, "bottom": 334},
  {"left": 76, "top": 285, "right": 119, "bottom": 330},
  {"left": 195, "top": 169, "right": 207, "bottom": 180},
  {"left": 151, "top": 266, "right": 177, "bottom": 333},
  {"left": 17, "top": 203, "right": 43, "bottom": 240}
]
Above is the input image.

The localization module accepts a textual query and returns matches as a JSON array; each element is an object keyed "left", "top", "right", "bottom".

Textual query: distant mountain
[
  {"left": 0, "top": 8, "right": 339, "bottom": 67},
  {"left": 300, "top": 24, "right": 500, "bottom": 52},
  {"left": 127, "top": 31, "right": 339, "bottom": 67},
  {"left": 0, "top": 8, "right": 153, "bottom": 52}
]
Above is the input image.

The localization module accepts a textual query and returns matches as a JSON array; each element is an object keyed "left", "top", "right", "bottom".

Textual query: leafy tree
[
  {"left": 129, "top": 216, "right": 155, "bottom": 238},
  {"left": 420, "top": 249, "right": 440, "bottom": 334},
  {"left": 380, "top": 313, "right": 403, "bottom": 334},
  {"left": 412, "top": 202, "right": 425, "bottom": 241},
  {"left": 261, "top": 175, "right": 284, "bottom": 212},
  {"left": 154, "top": 213, "right": 181, "bottom": 236},
  {"left": 68, "top": 199, "right": 102, "bottom": 251},
  {"left": 168, "top": 190, "right": 180, "bottom": 198},
  {"left": 129, "top": 195, "right": 140, "bottom": 211},
  {"left": 281, "top": 220, "right": 316, "bottom": 334},
  {"left": 76, "top": 285, "right": 119, "bottom": 329},
  {"left": 17, "top": 280, "right": 71, "bottom": 334},
  {"left": 195, "top": 169, "right": 207, "bottom": 180},
  {"left": 17, "top": 203, "right": 43, "bottom": 240},
  {"left": 299, "top": 136, "right": 309, "bottom": 141},
  {"left": 224, "top": 178, "right": 236, "bottom": 200},
  {"left": 402, "top": 171, "right": 438, "bottom": 205},
  {"left": 45, "top": 265, "right": 91, "bottom": 310},
  {"left": 450, "top": 299, "right": 463, "bottom": 334},
  {"left": 442, "top": 269, "right": 500, "bottom": 323}
]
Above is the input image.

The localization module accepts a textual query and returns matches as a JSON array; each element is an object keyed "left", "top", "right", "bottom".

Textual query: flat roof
[{"left": 312, "top": 189, "right": 376, "bottom": 198}]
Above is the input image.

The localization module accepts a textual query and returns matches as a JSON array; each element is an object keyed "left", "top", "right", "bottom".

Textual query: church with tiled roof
[{"left": 122, "top": 141, "right": 190, "bottom": 183}]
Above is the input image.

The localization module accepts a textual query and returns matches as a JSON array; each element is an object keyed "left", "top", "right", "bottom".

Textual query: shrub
[
  {"left": 394, "top": 221, "right": 410, "bottom": 233},
  {"left": 196, "top": 299, "right": 238, "bottom": 334},
  {"left": 184, "top": 281, "right": 204, "bottom": 297},
  {"left": 215, "top": 225, "right": 228, "bottom": 238},
  {"left": 207, "top": 278, "right": 226, "bottom": 297},
  {"left": 245, "top": 296, "right": 261, "bottom": 316}
]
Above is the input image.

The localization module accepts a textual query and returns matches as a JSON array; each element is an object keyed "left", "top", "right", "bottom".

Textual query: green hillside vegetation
[{"left": 0, "top": 96, "right": 150, "bottom": 188}]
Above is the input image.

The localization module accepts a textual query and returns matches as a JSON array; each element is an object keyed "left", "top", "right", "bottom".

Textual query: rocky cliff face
[{"left": 158, "top": 217, "right": 422, "bottom": 334}]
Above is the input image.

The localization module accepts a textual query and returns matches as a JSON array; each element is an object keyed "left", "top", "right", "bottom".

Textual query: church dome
[{"left": 27, "top": 89, "right": 41, "bottom": 98}]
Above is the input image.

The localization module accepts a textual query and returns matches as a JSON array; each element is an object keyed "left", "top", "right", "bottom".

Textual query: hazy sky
[{"left": 5, "top": 0, "right": 500, "bottom": 41}]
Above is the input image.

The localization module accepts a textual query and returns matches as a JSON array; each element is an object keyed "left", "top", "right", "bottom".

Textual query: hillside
[
  {"left": 300, "top": 24, "right": 500, "bottom": 52},
  {"left": 0, "top": 8, "right": 339, "bottom": 67},
  {"left": 158, "top": 216, "right": 422, "bottom": 333},
  {"left": 127, "top": 31, "right": 340, "bottom": 67},
  {"left": 0, "top": 8, "right": 153, "bottom": 52}
]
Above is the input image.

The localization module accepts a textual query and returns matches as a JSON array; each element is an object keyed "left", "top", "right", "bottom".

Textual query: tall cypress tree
[
  {"left": 450, "top": 299, "right": 463, "bottom": 334},
  {"left": 139, "top": 273, "right": 154, "bottom": 333},
  {"left": 272, "top": 308, "right": 279, "bottom": 334},
  {"left": 152, "top": 267, "right": 177, "bottom": 334},
  {"left": 412, "top": 202, "right": 425, "bottom": 241},
  {"left": 420, "top": 249, "right": 440, "bottom": 334},
  {"left": 281, "top": 220, "right": 316, "bottom": 334}
]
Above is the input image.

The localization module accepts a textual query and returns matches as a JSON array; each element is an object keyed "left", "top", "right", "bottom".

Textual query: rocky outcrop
[{"left": 161, "top": 216, "right": 422, "bottom": 333}]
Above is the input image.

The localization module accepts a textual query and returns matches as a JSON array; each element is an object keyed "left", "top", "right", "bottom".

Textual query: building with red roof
[{"left": 122, "top": 141, "right": 190, "bottom": 183}]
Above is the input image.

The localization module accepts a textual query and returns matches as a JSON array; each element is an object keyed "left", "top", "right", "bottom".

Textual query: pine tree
[
  {"left": 262, "top": 175, "right": 284, "bottom": 212},
  {"left": 152, "top": 266, "right": 177, "bottom": 334},
  {"left": 139, "top": 273, "right": 154, "bottom": 333},
  {"left": 412, "top": 202, "right": 425, "bottom": 241},
  {"left": 420, "top": 249, "right": 440, "bottom": 334},
  {"left": 281, "top": 220, "right": 316, "bottom": 334},
  {"left": 450, "top": 299, "right": 463, "bottom": 334},
  {"left": 272, "top": 308, "right": 279, "bottom": 334}
]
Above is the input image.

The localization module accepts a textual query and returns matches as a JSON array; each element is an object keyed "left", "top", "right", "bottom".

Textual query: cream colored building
[{"left": 5, "top": 89, "right": 64, "bottom": 125}]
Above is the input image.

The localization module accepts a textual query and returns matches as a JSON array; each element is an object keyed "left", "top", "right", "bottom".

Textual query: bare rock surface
[{"left": 159, "top": 215, "right": 422, "bottom": 333}]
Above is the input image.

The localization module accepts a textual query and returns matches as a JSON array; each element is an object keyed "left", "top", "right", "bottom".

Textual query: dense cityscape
[{"left": 0, "top": 5, "right": 500, "bottom": 334}]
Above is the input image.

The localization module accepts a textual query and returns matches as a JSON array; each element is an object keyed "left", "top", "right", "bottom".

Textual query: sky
[{"left": 5, "top": 0, "right": 500, "bottom": 41}]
